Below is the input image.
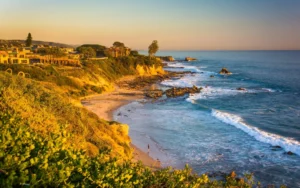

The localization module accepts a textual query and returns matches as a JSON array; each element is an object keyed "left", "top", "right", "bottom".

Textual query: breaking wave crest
[
  {"left": 211, "top": 109, "right": 300, "bottom": 156},
  {"left": 186, "top": 86, "right": 275, "bottom": 102}
]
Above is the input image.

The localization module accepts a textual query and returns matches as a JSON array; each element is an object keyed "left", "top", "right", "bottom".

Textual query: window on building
[{"left": 21, "top": 60, "right": 27, "bottom": 64}]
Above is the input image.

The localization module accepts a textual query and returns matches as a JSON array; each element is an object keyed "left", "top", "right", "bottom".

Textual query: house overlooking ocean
[{"left": 0, "top": 46, "right": 81, "bottom": 66}]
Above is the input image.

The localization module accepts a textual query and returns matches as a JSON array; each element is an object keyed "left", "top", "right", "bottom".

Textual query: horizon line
[{"left": 1, "top": 39, "right": 300, "bottom": 51}]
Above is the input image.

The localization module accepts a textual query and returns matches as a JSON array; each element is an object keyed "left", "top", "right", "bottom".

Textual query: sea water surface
[{"left": 114, "top": 51, "right": 300, "bottom": 187}]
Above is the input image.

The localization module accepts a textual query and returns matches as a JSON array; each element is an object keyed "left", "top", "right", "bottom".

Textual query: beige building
[
  {"left": 0, "top": 47, "right": 32, "bottom": 64},
  {"left": 0, "top": 51, "right": 9, "bottom": 63},
  {"left": 0, "top": 47, "right": 81, "bottom": 66},
  {"left": 106, "top": 47, "right": 131, "bottom": 57}
]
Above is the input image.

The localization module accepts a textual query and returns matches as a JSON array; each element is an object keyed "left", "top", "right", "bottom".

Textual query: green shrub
[
  {"left": 0, "top": 110, "right": 257, "bottom": 187},
  {"left": 90, "top": 85, "right": 103, "bottom": 94}
]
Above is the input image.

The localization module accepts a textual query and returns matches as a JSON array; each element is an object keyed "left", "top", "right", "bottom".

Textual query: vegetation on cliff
[{"left": 0, "top": 54, "right": 260, "bottom": 187}]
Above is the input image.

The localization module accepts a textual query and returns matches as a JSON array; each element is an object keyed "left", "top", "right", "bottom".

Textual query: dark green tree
[
  {"left": 148, "top": 40, "right": 159, "bottom": 57},
  {"left": 77, "top": 47, "right": 96, "bottom": 59},
  {"left": 76, "top": 44, "right": 107, "bottom": 57},
  {"left": 25, "top": 33, "right": 32, "bottom": 47},
  {"left": 113, "top": 41, "right": 125, "bottom": 48},
  {"left": 130, "top": 50, "right": 139, "bottom": 56},
  {"left": 37, "top": 47, "right": 65, "bottom": 57}
]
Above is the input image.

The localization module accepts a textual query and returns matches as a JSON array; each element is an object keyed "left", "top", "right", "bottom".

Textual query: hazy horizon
[{"left": 1, "top": 0, "right": 300, "bottom": 50}]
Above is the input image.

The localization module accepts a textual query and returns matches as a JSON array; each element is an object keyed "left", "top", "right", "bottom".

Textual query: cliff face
[
  {"left": 136, "top": 64, "right": 165, "bottom": 76},
  {"left": 0, "top": 55, "right": 164, "bottom": 160},
  {"left": 0, "top": 73, "right": 132, "bottom": 160}
]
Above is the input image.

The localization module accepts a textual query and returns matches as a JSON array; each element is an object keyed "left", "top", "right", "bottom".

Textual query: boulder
[
  {"left": 210, "top": 75, "right": 215, "bottom": 78},
  {"left": 144, "top": 89, "right": 163, "bottom": 99},
  {"left": 284, "top": 151, "right": 294, "bottom": 155},
  {"left": 159, "top": 56, "right": 175, "bottom": 62},
  {"left": 165, "top": 85, "right": 201, "bottom": 98},
  {"left": 219, "top": 67, "right": 232, "bottom": 75},
  {"left": 237, "top": 87, "right": 246, "bottom": 91},
  {"left": 271, "top": 145, "right": 282, "bottom": 151},
  {"left": 185, "top": 57, "right": 197, "bottom": 61}
]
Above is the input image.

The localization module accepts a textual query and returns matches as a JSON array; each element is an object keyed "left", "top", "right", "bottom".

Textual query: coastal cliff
[
  {"left": 0, "top": 55, "right": 163, "bottom": 159},
  {"left": 0, "top": 55, "right": 257, "bottom": 187}
]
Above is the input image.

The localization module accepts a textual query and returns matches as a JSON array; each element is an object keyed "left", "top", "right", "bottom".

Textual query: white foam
[
  {"left": 187, "top": 87, "right": 241, "bottom": 102},
  {"left": 161, "top": 74, "right": 201, "bottom": 88},
  {"left": 166, "top": 62, "right": 203, "bottom": 73},
  {"left": 186, "top": 87, "right": 276, "bottom": 103},
  {"left": 162, "top": 69, "right": 216, "bottom": 88},
  {"left": 212, "top": 109, "right": 300, "bottom": 156}
]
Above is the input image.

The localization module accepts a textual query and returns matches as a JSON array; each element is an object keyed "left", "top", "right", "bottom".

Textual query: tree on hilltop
[
  {"left": 37, "top": 47, "right": 65, "bottom": 57},
  {"left": 113, "top": 41, "right": 125, "bottom": 48},
  {"left": 25, "top": 33, "right": 32, "bottom": 47},
  {"left": 77, "top": 47, "right": 96, "bottom": 59},
  {"left": 148, "top": 40, "right": 159, "bottom": 57}
]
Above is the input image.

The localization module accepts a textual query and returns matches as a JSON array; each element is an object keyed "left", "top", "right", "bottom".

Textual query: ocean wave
[
  {"left": 161, "top": 74, "right": 200, "bottom": 88},
  {"left": 166, "top": 62, "right": 203, "bottom": 73},
  {"left": 186, "top": 87, "right": 276, "bottom": 103},
  {"left": 186, "top": 87, "right": 240, "bottom": 102},
  {"left": 161, "top": 70, "right": 216, "bottom": 88},
  {"left": 211, "top": 109, "right": 300, "bottom": 156}
]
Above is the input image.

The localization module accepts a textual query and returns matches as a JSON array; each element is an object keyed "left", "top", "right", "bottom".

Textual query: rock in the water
[
  {"left": 271, "top": 145, "right": 283, "bottom": 151},
  {"left": 219, "top": 67, "right": 232, "bottom": 75},
  {"left": 272, "top": 145, "right": 282, "bottom": 149},
  {"left": 237, "top": 87, "right": 246, "bottom": 91},
  {"left": 144, "top": 89, "right": 163, "bottom": 99},
  {"left": 165, "top": 85, "right": 201, "bottom": 98},
  {"left": 210, "top": 75, "right": 214, "bottom": 78},
  {"left": 284, "top": 151, "right": 294, "bottom": 155},
  {"left": 159, "top": 56, "right": 175, "bottom": 62},
  {"left": 185, "top": 57, "right": 197, "bottom": 61}
]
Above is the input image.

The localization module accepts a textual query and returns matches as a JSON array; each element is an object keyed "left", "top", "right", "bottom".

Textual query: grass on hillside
[{"left": 0, "top": 56, "right": 270, "bottom": 187}]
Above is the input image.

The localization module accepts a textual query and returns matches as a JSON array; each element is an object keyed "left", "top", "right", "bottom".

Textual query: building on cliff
[
  {"left": 0, "top": 47, "right": 81, "bottom": 66},
  {"left": 106, "top": 46, "right": 131, "bottom": 57},
  {"left": 0, "top": 47, "right": 32, "bottom": 64}
]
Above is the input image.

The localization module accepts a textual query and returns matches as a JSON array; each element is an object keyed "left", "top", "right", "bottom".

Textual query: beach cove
[
  {"left": 81, "top": 74, "right": 184, "bottom": 169},
  {"left": 114, "top": 51, "right": 300, "bottom": 187}
]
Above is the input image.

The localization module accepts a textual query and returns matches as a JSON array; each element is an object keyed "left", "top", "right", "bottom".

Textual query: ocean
[{"left": 114, "top": 51, "right": 300, "bottom": 187}]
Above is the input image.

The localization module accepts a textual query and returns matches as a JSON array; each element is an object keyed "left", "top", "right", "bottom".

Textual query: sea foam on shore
[{"left": 212, "top": 109, "right": 300, "bottom": 156}]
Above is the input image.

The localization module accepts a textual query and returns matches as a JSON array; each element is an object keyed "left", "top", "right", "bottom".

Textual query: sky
[{"left": 0, "top": 0, "right": 300, "bottom": 50}]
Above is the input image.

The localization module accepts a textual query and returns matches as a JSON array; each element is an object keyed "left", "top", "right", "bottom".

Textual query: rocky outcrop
[
  {"left": 284, "top": 151, "right": 294, "bottom": 155},
  {"left": 165, "top": 85, "right": 201, "bottom": 98},
  {"left": 144, "top": 89, "right": 163, "bottom": 99},
  {"left": 219, "top": 67, "right": 232, "bottom": 75},
  {"left": 159, "top": 56, "right": 175, "bottom": 62},
  {"left": 237, "top": 87, "right": 246, "bottom": 91},
  {"left": 185, "top": 57, "right": 197, "bottom": 61}
]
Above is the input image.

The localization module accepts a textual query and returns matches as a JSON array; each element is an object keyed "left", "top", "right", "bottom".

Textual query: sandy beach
[{"left": 82, "top": 76, "right": 160, "bottom": 168}]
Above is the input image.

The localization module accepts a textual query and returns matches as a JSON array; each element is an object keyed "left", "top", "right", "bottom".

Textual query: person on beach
[
  {"left": 147, "top": 144, "right": 150, "bottom": 154},
  {"left": 156, "top": 158, "right": 161, "bottom": 167}
]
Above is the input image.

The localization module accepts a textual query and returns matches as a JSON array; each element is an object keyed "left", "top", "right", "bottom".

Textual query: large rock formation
[
  {"left": 165, "top": 85, "right": 201, "bottom": 98},
  {"left": 159, "top": 56, "right": 175, "bottom": 62},
  {"left": 219, "top": 67, "right": 232, "bottom": 75},
  {"left": 236, "top": 87, "right": 246, "bottom": 91},
  {"left": 185, "top": 57, "right": 197, "bottom": 61},
  {"left": 144, "top": 89, "right": 163, "bottom": 99}
]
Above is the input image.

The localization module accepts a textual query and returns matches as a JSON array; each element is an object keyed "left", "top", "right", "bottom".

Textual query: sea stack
[
  {"left": 219, "top": 67, "right": 232, "bottom": 75},
  {"left": 185, "top": 57, "right": 197, "bottom": 61}
]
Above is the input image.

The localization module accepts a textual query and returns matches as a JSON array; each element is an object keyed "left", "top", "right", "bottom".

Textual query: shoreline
[{"left": 81, "top": 75, "right": 162, "bottom": 168}]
